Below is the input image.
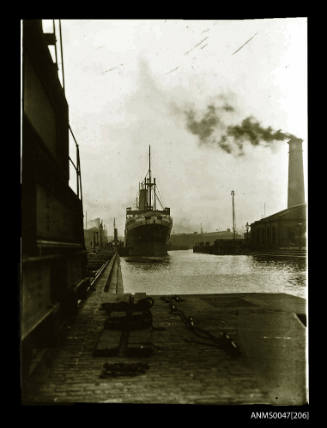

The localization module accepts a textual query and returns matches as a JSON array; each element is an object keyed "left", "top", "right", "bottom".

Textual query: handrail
[
  {"left": 44, "top": 21, "right": 84, "bottom": 220},
  {"left": 58, "top": 20, "right": 65, "bottom": 93},
  {"left": 69, "top": 156, "right": 77, "bottom": 170},
  {"left": 68, "top": 125, "right": 83, "bottom": 208},
  {"left": 52, "top": 20, "right": 58, "bottom": 69}
]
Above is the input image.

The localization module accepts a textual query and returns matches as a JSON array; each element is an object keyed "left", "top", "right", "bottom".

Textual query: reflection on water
[
  {"left": 125, "top": 256, "right": 170, "bottom": 267},
  {"left": 120, "top": 249, "right": 307, "bottom": 298}
]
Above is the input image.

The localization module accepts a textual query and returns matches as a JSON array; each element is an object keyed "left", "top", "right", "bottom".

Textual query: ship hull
[{"left": 125, "top": 223, "right": 171, "bottom": 256}]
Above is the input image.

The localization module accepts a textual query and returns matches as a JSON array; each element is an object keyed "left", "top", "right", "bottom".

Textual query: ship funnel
[
  {"left": 287, "top": 137, "right": 305, "bottom": 208},
  {"left": 139, "top": 188, "right": 147, "bottom": 210}
]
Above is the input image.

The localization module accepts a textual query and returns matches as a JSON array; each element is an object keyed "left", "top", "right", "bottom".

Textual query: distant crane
[
  {"left": 113, "top": 218, "right": 118, "bottom": 247},
  {"left": 231, "top": 190, "right": 236, "bottom": 240}
]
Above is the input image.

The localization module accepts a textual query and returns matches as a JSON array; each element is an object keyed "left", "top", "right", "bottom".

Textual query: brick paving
[{"left": 22, "top": 259, "right": 306, "bottom": 405}]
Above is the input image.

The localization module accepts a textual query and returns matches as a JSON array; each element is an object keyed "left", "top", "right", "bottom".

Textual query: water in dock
[
  {"left": 121, "top": 249, "right": 306, "bottom": 298},
  {"left": 23, "top": 250, "right": 308, "bottom": 405}
]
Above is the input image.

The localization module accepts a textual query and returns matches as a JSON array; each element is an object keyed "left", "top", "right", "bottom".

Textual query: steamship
[{"left": 124, "top": 147, "right": 173, "bottom": 257}]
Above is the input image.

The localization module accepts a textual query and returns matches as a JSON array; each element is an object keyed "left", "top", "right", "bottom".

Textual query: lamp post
[{"left": 231, "top": 190, "right": 236, "bottom": 240}]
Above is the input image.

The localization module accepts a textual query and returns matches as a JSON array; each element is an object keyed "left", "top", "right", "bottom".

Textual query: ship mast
[
  {"left": 231, "top": 190, "right": 236, "bottom": 240},
  {"left": 139, "top": 145, "right": 158, "bottom": 211},
  {"left": 154, "top": 177, "right": 156, "bottom": 210}
]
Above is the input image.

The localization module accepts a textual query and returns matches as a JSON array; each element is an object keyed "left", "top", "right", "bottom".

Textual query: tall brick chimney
[{"left": 287, "top": 137, "right": 305, "bottom": 208}]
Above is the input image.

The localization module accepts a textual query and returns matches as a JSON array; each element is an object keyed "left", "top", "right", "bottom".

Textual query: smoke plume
[{"left": 185, "top": 103, "right": 302, "bottom": 156}]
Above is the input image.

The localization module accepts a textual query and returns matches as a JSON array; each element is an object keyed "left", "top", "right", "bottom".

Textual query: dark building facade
[
  {"left": 250, "top": 203, "right": 306, "bottom": 249},
  {"left": 84, "top": 219, "right": 108, "bottom": 250},
  {"left": 22, "top": 21, "right": 88, "bottom": 376}
]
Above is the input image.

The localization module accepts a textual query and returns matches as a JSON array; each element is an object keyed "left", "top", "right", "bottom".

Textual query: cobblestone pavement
[{"left": 22, "top": 261, "right": 306, "bottom": 405}]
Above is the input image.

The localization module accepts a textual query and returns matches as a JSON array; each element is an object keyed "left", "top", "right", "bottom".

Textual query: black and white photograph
[{"left": 21, "top": 18, "right": 308, "bottom": 408}]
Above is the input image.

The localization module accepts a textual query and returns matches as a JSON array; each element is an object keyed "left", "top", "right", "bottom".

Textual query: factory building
[
  {"left": 84, "top": 218, "right": 108, "bottom": 250},
  {"left": 250, "top": 137, "right": 306, "bottom": 250},
  {"left": 250, "top": 203, "right": 306, "bottom": 249}
]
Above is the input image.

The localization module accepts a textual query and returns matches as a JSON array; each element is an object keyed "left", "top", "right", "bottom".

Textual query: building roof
[{"left": 250, "top": 203, "right": 306, "bottom": 226}]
